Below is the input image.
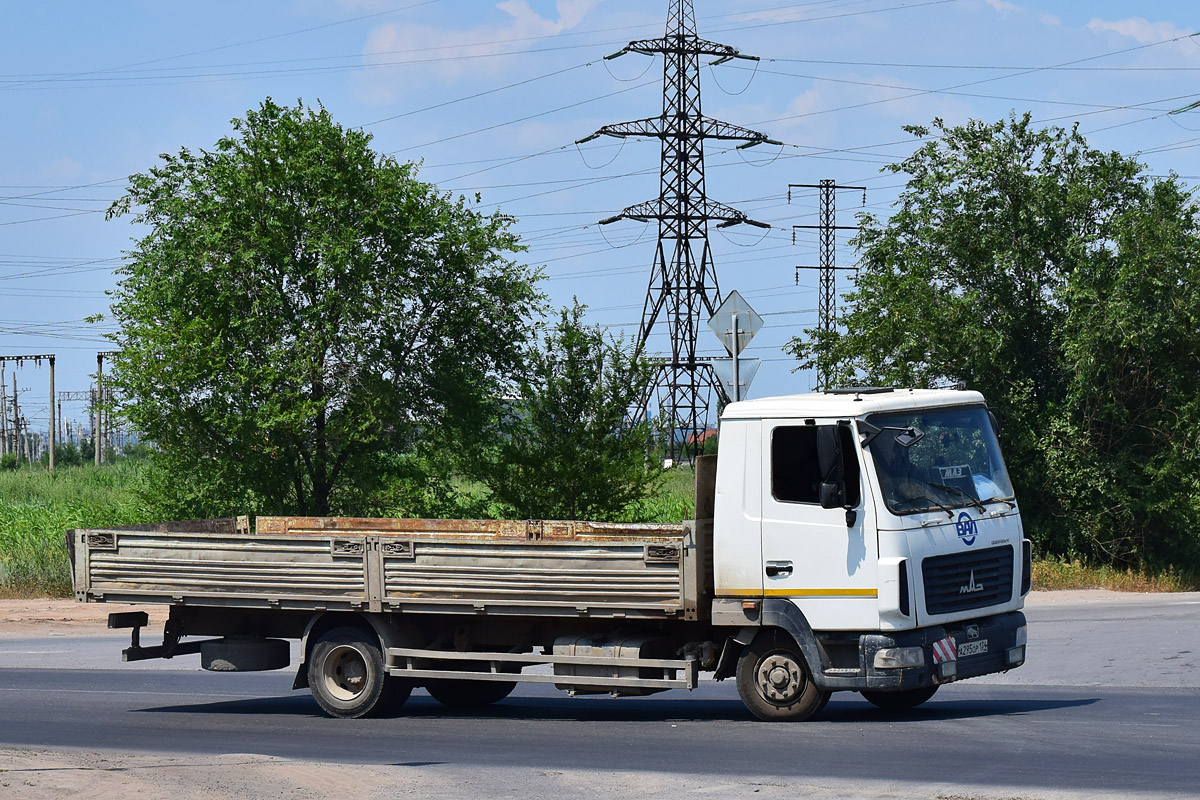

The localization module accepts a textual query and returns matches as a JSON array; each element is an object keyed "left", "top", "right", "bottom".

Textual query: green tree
[
  {"left": 106, "top": 99, "right": 542, "bottom": 517},
  {"left": 786, "top": 114, "right": 1200, "bottom": 569},
  {"left": 1045, "top": 178, "right": 1200, "bottom": 567},
  {"left": 476, "top": 301, "right": 660, "bottom": 521},
  {"left": 42, "top": 443, "right": 83, "bottom": 468}
]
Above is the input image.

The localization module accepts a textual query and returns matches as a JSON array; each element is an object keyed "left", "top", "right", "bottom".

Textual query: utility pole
[
  {"left": 578, "top": 0, "right": 776, "bottom": 462},
  {"left": 0, "top": 365, "right": 6, "bottom": 457},
  {"left": 48, "top": 355, "right": 55, "bottom": 470},
  {"left": 96, "top": 354, "right": 103, "bottom": 465},
  {"left": 95, "top": 352, "right": 117, "bottom": 465},
  {"left": 11, "top": 372, "right": 17, "bottom": 462},
  {"left": 0, "top": 354, "right": 57, "bottom": 469},
  {"left": 790, "top": 181, "right": 865, "bottom": 388},
  {"left": 89, "top": 388, "right": 97, "bottom": 463}
]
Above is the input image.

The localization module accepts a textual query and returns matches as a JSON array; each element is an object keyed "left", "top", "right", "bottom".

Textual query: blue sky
[{"left": 2, "top": 0, "right": 1198, "bottom": 436}]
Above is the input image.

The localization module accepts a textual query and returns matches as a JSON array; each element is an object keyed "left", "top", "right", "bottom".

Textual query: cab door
[{"left": 759, "top": 420, "right": 878, "bottom": 630}]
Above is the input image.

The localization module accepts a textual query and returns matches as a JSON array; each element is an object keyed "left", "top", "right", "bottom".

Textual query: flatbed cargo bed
[{"left": 71, "top": 516, "right": 707, "bottom": 621}]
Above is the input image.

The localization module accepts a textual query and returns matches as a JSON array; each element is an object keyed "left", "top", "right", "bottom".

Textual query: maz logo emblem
[{"left": 959, "top": 570, "right": 985, "bottom": 594}]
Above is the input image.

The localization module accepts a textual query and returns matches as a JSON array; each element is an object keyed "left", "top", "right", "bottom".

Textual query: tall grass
[
  {"left": 0, "top": 463, "right": 148, "bottom": 597},
  {"left": 624, "top": 467, "right": 696, "bottom": 523},
  {"left": 1032, "top": 558, "right": 1198, "bottom": 592}
]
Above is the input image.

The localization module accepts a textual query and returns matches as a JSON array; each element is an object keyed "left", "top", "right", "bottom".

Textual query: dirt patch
[
  {"left": 0, "top": 747, "right": 1157, "bottom": 800},
  {"left": 0, "top": 749, "right": 395, "bottom": 800},
  {"left": 0, "top": 600, "right": 168, "bottom": 636}
]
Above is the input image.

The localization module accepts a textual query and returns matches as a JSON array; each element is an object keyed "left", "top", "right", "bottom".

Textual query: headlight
[
  {"left": 873, "top": 646, "right": 926, "bottom": 669},
  {"left": 1015, "top": 625, "right": 1028, "bottom": 647}
]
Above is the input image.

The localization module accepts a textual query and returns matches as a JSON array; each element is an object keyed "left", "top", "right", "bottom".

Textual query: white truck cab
[{"left": 711, "top": 388, "right": 1029, "bottom": 719}]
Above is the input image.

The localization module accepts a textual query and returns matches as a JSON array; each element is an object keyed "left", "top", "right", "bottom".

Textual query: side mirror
[
  {"left": 819, "top": 480, "right": 846, "bottom": 509},
  {"left": 815, "top": 425, "right": 842, "bottom": 482},
  {"left": 816, "top": 424, "right": 853, "bottom": 516}
]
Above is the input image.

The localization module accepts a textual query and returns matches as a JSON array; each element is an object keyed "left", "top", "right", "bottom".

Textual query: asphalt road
[{"left": 1, "top": 592, "right": 1198, "bottom": 798}]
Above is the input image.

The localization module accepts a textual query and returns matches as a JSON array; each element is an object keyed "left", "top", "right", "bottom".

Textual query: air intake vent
[{"left": 922, "top": 545, "right": 1014, "bottom": 616}]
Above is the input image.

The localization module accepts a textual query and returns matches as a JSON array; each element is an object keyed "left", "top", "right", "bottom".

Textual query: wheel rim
[
  {"left": 755, "top": 651, "right": 807, "bottom": 705},
  {"left": 321, "top": 644, "right": 369, "bottom": 702}
]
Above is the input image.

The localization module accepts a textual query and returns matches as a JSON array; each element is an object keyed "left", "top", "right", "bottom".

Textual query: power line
[
  {"left": 0, "top": 0, "right": 441, "bottom": 92},
  {"left": 388, "top": 78, "right": 658, "bottom": 155},
  {"left": 750, "top": 28, "right": 1200, "bottom": 127}
]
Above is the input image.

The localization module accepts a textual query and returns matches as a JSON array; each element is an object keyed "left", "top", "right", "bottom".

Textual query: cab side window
[
  {"left": 772, "top": 424, "right": 862, "bottom": 506},
  {"left": 772, "top": 426, "right": 821, "bottom": 503}
]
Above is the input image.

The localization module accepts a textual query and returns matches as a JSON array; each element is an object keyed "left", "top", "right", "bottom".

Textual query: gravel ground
[{"left": 0, "top": 748, "right": 1164, "bottom": 800}]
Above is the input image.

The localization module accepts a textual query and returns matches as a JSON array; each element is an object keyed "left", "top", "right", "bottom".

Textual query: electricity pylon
[{"left": 578, "top": 0, "right": 777, "bottom": 461}]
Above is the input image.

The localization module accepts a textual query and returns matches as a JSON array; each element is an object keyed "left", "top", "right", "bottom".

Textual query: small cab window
[{"left": 772, "top": 424, "right": 861, "bottom": 506}]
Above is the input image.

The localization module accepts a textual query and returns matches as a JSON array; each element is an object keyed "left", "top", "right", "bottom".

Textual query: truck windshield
[{"left": 866, "top": 405, "right": 1014, "bottom": 516}]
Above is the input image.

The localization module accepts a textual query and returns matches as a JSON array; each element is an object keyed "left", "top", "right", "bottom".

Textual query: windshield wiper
[
  {"left": 912, "top": 489, "right": 955, "bottom": 518},
  {"left": 927, "top": 482, "right": 987, "bottom": 514},
  {"left": 979, "top": 495, "right": 1017, "bottom": 509}
]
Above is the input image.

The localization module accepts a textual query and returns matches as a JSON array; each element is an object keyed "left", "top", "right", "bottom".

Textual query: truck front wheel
[
  {"left": 736, "top": 630, "right": 829, "bottom": 721},
  {"left": 308, "top": 626, "right": 408, "bottom": 718},
  {"left": 861, "top": 685, "right": 938, "bottom": 711}
]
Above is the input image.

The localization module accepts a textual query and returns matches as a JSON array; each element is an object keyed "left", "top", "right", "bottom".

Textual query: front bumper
[{"left": 816, "top": 610, "right": 1026, "bottom": 692}]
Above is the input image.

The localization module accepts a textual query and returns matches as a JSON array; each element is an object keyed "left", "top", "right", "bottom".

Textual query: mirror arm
[{"left": 858, "top": 421, "right": 881, "bottom": 448}]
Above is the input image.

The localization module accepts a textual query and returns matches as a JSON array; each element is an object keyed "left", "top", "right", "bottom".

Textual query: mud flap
[{"left": 759, "top": 599, "right": 830, "bottom": 688}]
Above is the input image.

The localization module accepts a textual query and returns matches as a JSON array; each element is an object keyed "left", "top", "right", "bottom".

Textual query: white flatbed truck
[{"left": 70, "top": 388, "right": 1029, "bottom": 721}]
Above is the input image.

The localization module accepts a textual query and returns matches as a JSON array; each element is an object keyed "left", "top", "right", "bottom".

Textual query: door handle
[{"left": 765, "top": 561, "right": 793, "bottom": 578}]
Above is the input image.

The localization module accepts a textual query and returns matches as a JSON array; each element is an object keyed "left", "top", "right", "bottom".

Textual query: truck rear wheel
[
  {"left": 736, "top": 630, "right": 829, "bottom": 722},
  {"left": 426, "top": 678, "right": 517, "bottom": 707},
  {"left": 426, "top": 659, "right": 518, "bottom": 707},
  {"left": 861, "top": 685, "right": 939, "bottom": 711},
  {"left": 308, "top": 626, "right": 404, "bottom": 719}
]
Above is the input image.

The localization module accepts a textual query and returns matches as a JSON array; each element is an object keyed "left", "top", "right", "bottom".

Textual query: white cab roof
[{"left": 720, "top": 388, "right": 987, "bottom": 421}]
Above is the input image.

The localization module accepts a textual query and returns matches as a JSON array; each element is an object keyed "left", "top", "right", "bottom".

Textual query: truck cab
[{"left": 711, "top": 388, "right": 1029, "bottom": 720}]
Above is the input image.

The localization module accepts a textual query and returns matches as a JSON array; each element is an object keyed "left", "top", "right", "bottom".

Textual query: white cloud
[
  {"left": 334, "top": 0, "right": 400, "bottom": 10},
  {"left": 979, "top": 0, "right": 1064, "bottom": 30},
  {"left": 856, "top": 75, "right": 973, "bottom": 124},
  {"left": 1086, "top": 16, "right": 1200, "bottom": 63},
  {"left": 1086, "top": 16, "right": 1190, "bottom": 44},
  {"left": 730, "top": 90, "right": 839, "bottom": 151},
  {"left": 355, "top": 1, "right": 605, "bottom": 104},
  {"left": 983, "top": 0, "right": 1021, "bottom": 14}
]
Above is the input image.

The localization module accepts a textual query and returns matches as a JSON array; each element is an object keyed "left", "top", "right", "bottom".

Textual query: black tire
[
  {"left": 375, "top": 676, "right": 415, "bottom": 716},
  {"left": 425, "top": 657, "right": 518, "bottom": 708},
  {"left": 308, "top": 626, "right": 393, "bottom": 719},
  {"left": 861, "top": 685, "right": 939, "bottom": 711},
  {"left": 735, "top": 630, "right": 829, "bottom": 722},
  {"left": 426, "top": 678, "right": 517, "bottom": 708},
  {"left": 200, "top": 638, "right": 289, "bottom": 672}
]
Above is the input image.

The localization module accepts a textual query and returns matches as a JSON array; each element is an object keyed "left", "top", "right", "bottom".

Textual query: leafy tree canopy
[
  {"left": 787, "top": 114, "right": 1200, "bottom": 570},
  {"left": 107, "top": 99, "right": 543, "bottom": 517},
  {"left": 475, "top": 301, "right": 661, "bottom": 521}
]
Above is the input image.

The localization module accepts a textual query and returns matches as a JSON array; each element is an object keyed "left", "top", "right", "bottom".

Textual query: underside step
[{"left": 386, "top": 646, "right": 699, "bottom": 692}]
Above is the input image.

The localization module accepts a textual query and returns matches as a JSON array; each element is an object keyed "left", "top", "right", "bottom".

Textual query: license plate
[{"left": 957, "top": 639, "right": 988, "bottom": 657}]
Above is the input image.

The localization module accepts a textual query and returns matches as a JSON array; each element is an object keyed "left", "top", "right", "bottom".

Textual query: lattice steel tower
[
  {"left": 790, "top": 180, "right": 865, "bottom": 388},
  {"left": 579, "top": 0, "right": 776, "bottom": 460}
]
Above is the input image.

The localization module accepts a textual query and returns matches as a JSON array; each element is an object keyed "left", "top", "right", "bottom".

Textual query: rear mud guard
[{"left": 760, "top": 599, "right": 830, "bottom": 688}]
